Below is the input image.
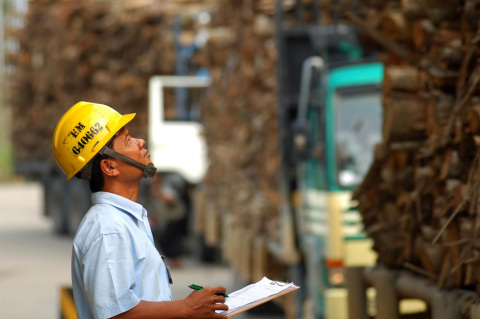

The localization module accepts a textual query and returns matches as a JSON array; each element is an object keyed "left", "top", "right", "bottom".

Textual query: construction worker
[{"left": 52, "top": 101, "right": 228, "bottom": 319}]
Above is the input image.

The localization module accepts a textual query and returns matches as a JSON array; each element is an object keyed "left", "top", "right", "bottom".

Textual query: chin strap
[{"left": 99, "top": 146, "right": 157, "bottom": 178}]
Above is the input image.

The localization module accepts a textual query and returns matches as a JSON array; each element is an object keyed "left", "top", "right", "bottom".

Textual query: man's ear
[{"left": 100, "top": 158, "right": 120, "bottom": 177}]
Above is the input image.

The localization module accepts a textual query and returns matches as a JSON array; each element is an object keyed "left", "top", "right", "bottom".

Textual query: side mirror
[
  {"left": 292, "top": 120, "right": 310, "bottom": 162},
  {"left": 292, "top": 56, "right": 325, "bottom": 164}
]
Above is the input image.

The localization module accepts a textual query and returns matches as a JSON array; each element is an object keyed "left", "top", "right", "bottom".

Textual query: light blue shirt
[{"left": 72, "top": 192, "right": 172, "bottom": 319}]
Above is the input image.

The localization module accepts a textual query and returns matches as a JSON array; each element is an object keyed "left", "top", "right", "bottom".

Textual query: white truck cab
[{"left": 148, "top": 75, "right": 210, "bottom": 184}]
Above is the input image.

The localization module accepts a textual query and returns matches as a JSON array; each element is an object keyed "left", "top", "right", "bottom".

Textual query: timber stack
[
  {"left": 8, "top": 0, "right": 214, "bottom": 163},
  {"left": 195, "top": 0, "right": 310, "bottom": 284},
  {"left": 195, "top": 0, "right": 281, "bottom": 282},
  {"left": 349, "top": 0, "right": 480, "bottom": 292}
]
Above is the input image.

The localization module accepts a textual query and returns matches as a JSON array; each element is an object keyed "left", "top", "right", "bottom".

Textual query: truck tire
[
  {"left": 67, "top": 179, "right": 91, "bottom": 235},
  {"left": 48, "top": 176, "right": 69, "bottom": 235},
  {"left": 289, "top": 263, "right": 309, "bottom": 318}
]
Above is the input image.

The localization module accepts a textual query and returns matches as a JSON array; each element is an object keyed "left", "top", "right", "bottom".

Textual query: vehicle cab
[{"left": 298, "top": 61, "right": 383, "bottom": 318}]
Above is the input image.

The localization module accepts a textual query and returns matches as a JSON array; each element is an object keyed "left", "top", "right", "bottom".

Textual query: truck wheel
[
  {"left": 48, "top": 176, "right": 69, "bottom": 235},
  {"left": 67, "top": 179, "right": 91, "bottom": 235},
  {"left": 289, "top": 263, "right": 309, "bottom": 318}
]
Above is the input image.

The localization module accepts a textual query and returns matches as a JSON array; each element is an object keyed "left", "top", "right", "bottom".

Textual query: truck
[
  {"left": 191, "top": 3, "right": 384, "bottom": 318},
  {"left": 292, "top": 56, "right": 425, "bottom": 318},
  {"left": 292, "top": 56, "right": 384, "bottom": 318},
  {"left": 272, "top": 22, "right": 383, "bottom": 319}
]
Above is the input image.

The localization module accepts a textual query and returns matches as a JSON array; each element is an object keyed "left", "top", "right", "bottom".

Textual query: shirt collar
[{"left": 92, "top": 191, "right": 147, "bottom": 221}]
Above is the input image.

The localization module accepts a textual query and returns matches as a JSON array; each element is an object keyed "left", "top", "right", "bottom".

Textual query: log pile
[
  {"left": 8, "top": 0, "right": 216, "bottom": 163},
  {"left": 195, "top": 0, "right": 282, "bottom": 282},
  {"left": 350, "top": 0, "right": 480, "bottom": 292},
  {"left": 194, "top": 3, "right": 309, "bottom": 315}
]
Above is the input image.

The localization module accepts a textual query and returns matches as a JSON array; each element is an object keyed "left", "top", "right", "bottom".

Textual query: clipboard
[{"left": 218, "top": 277, "right": 300, "bottom": 317}]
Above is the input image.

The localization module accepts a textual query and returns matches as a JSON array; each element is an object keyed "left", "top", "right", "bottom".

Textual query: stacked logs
[
  {"left": 350, "top": 1, "right": 480, "bottom": 291},
  {"left": 7, "top": 0, "right": 216, "bottom": 162},
  {"left": 195, "top": 0, "right": 282, "bottom": 282}
]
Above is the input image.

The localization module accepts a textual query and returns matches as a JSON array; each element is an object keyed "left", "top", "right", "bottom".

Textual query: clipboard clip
[{"left": 270, "top": 280, "right": 288, "bottom": 286}]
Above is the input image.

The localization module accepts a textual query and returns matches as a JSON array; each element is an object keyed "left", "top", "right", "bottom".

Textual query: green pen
[{"left": 189, "top": 284, "right": 229, "bottom": 297}]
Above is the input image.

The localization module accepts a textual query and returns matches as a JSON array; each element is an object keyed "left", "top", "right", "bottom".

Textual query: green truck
[{"left": 293, "top": 59, "right": 383, "bottom": 318}]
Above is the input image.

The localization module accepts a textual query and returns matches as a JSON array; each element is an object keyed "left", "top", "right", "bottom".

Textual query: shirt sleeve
[{"left": 82, "top": 233, "right": 141, "bottom": 319}]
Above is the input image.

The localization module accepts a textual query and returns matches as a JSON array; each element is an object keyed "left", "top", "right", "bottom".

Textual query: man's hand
[
  {"left": 183, "top": 286, "right": 229, "bottom": 318},
  {"left": 110, "top": 286, "right": 229, "bottom": 319}
]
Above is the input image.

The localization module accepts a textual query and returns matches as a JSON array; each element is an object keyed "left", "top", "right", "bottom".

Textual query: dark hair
[
  {"left": 75, "top": 138, "right": 115, "bottom": 193},
  {"left": 89, "top": 154, "right": 109, "bottom": 193},
  {"left": 74, "top": 154, "right": 109, "bottom": 193}
]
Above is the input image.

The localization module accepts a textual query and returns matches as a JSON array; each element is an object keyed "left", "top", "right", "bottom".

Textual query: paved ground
[{"left": 0, "top": 182, "right": 284, "bottom": 319}]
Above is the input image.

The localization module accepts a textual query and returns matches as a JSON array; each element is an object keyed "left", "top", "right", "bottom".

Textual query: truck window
[
  {"left": 163, "top": 87, "right": 205, "bottom": 122},
  {"left": 334, "top": 85, "right": 382, "bottom": 187}
]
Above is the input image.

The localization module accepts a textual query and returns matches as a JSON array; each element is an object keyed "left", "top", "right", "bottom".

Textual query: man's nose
[{"left": 135, "top": 138, "right": 146, "bottom": 148}]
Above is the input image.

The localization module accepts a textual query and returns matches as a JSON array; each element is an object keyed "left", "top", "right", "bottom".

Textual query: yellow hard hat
[{"left": 52, "top": 101, "right": 135, "bottom": 180}]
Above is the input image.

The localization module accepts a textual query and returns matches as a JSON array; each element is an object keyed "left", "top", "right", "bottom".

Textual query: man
[{"left": 52, "top": 101, "right": 228, "bottom": 319}]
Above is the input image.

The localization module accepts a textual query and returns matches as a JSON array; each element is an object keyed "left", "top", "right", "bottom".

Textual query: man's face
[{"left": 111, "top": 127, "right": 152, "bottom": 177}]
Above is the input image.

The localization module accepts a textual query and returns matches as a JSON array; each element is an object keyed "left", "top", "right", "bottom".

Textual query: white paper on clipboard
[{"left": 217, "top": 277, "right": 300, "bottom": 317}]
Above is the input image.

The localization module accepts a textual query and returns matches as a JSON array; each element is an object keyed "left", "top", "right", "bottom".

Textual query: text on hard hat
[{"left": 71, "top": 122, "right": 104, "bottom": 155}]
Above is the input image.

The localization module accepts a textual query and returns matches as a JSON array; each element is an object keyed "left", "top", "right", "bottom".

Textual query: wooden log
[
  {"left": 412, "top": 19, "right": 436, "bottom": 51},
  {"left": 447, "top": 223, "right": 464, "bottom": 287},
  {"left": 346, "top": 12, "right": 418, "bottom": 65},
  {"left": 383, "top": 65, "right": 421, "bottom": 94},
  {"left": 438, "top": 250, "right": 454, "bottom": 289},
  {"left": 239, "top": 229, "right": 254, "bottom": 282},
  {"left": 252, "top": 236, "right": 267, "bottom": 282},
  {"left": 379, "top": 9, "right": 410, "bottom": 42},
  {"left": 428, "top": 4, "right": 461, "bottom": 26},
  {"left": 419, "top": 68, "right": 458, "bottom": 94},
  {"left": 444, "top": 179, "right": 466, "bottom": 210},
  {"left": 464, "top": 264, "right": 476, "bottom": 287},
  {"left": 439, "top": 150, "right": 462, "bottom": 180},
  {"left": 466, "top": 104, "right": 480, "bottom": 135},
  {"left": 401, "top": 0, "right": 428, "bottom": 20},
  {"left": 402, "top": 0, "right": 459, "bottom": 24},
  {"left": 458, "top": 134, "right": 478, "bottom": 162},
  {"left": 418, "top": 240, "right": 443, "bottom": 276},
  {"left": 428, "top": 28, "right": 464, "bottom": 70},
  {"left": 425, "top": 91, "right": 455, "bottom": 139},
  {"left": 382, "top": 92, "right": 427, "bottom": 143},
  {"left": 464, "top": 0, "right": 480, "bottom": 30}
]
